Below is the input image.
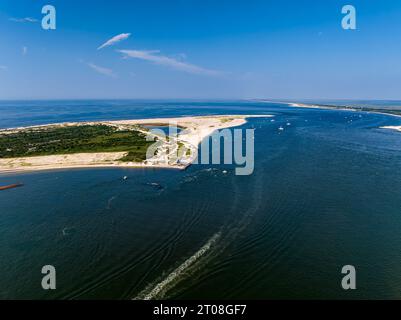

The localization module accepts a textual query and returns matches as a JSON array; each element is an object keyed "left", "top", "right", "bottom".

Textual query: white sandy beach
[
  {"left": 0, "top": 115, "right": 271, "bottom": 173},
  {"left": 289, "top": 102, "right": 358, "bottom": 112},
  {"left": 289, "top": 102, "right": 401, "bottom": 118}
]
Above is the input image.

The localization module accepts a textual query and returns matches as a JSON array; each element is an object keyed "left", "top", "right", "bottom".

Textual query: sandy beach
[
  {"left": 0, "top": 115, "right": 271, "bottom": 173},
  {"left": 289, "top": 102, "right": 358, "bottom": 112},
  {"left": 289, "top": 102, "right": 401, "bottom": 119}
]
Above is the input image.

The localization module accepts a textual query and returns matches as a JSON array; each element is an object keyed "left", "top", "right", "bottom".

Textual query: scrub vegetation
[{"left": 0, "top": 124, "right": 154, "bottom": 162}]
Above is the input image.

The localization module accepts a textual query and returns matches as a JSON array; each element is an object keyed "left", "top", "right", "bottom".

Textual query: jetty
[{"left": 0, "top": 183, "right": 23, "bottom": 191}]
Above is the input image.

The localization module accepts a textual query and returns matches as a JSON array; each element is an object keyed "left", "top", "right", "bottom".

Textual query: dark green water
[{"left": 1, "top": 101, "right": 401, "bottom": 299}]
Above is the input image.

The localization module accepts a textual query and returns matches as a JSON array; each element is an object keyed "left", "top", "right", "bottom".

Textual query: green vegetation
[
  {"left": 220, "top": 117, "right": 234, "bottom": 123},
  {"left": 317, "top": 104, "right": 401, "bottom": 116},
  {"left": 177, "top": 141, "right": 185, "bottom": 159},
  {"left": 0, "top": 124, "right": 154, "bottom": 162}
]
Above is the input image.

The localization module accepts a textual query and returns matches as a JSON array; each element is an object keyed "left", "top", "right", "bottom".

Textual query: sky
[{"left": 0, "top": 0, "right": 401, "bottom": 100}]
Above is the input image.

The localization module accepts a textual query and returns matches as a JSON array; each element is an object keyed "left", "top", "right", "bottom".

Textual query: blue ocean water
[{"left": 1, "top": 100, "right": 401, "bottom": 299}]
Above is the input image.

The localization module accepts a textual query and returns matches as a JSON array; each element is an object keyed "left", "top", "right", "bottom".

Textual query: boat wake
[
  {"left": 133, "top": 168, "right": 267, "bottom": 300},
  {"left": 134, "top": 232, "right": 221, "bottom": 300},
  {"left": 106, "top": 195, "right": 117, "bottom": 210}
]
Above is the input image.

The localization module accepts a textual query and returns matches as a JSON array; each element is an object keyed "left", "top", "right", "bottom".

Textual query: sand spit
[{"left": 0, "top": 115, "right": 271, "bottom": 173}]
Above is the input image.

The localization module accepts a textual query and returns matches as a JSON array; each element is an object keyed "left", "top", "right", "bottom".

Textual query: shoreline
[
  {"left": 288, "top": 102, "right": 401, "bottom": 118},
  {"left": 0, "top": 114, "right": 271, "bottom": 174},
  {"left": 289, "top": 102, "right": 358, "bottom": 112},
  {"left": 287, "top": 102, "right": 401, "bottom": 132}
]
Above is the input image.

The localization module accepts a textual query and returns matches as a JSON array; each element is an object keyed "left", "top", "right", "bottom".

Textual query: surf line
[{"left": 135, "top": 232, "right": 221, "bottom": 300}]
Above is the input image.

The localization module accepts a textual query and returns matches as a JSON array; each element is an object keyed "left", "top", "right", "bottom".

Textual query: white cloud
[
  {"left": 98, "top": 33, "right": 131, "bottom": 50},
  {"left": 9, "top": 17, "right": 38, "bottom": 23},
  {"left": 87, "top": 62, "right": 117, "bottom": 78},
  {"left": 118, "top": 49, "right": 222, "bottom": 76},
  {"left": 0, "top": 65, "right": 7, "bottom": 70},
  {"left": 22, "top": 46, "right": 28, "bottom": 55}
]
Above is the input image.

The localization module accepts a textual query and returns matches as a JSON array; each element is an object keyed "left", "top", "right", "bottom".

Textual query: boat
[{"left": 0, "top": 183, "right": 24, "bottom": 191}]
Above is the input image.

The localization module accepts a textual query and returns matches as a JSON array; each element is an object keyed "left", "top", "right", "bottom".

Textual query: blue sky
[{"left": 0, "top": 0, "right": 401, "bottom": 100}]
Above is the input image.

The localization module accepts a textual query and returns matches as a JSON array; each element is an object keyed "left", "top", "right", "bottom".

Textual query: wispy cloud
[
  {"left": 9, "top": 17, "right": 38, "bottom": 23},
  {"left": 22, "top": 46, "right": 28, "bottom": 56},
  {"left": 98, "top": 33, "right": 131, "bottom": 50},
  {"left": 87, "top": 62, "right": 117, "bottom": 78},
  {"left": 0, "top": 65, "right": 7, "bottom": 70},
  {"left": 118, "top": 49, "right": 222, "bottom": 76}
]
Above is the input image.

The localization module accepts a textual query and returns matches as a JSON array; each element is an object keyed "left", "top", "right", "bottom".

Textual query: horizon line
[{"left": 0, "top": 98, "right": 400, "bottom": 102}]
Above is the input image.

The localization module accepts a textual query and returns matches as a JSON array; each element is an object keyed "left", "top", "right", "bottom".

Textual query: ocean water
[{"left": 1, "top": 100, "right": 401, "bottom": 299}]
